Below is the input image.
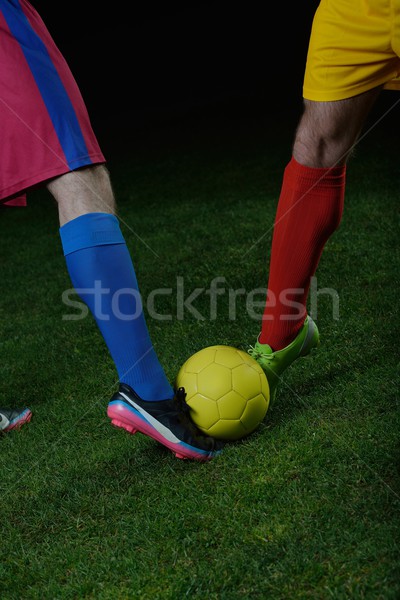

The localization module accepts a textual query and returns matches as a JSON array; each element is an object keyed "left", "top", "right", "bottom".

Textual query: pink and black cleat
[
  {"left": 0, "top": 407, "right": 32, "bottom": 432},
  {"left": 107, "top": 384, "right": 223, "bottom": 461}
]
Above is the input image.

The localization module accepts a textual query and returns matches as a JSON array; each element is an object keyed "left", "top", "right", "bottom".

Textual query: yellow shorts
[{"left": 303, "top": 0, "right": 400, "bottom": 100}]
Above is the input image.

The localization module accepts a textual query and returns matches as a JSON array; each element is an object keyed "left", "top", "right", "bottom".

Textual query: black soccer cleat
[
  {"left": 0, "top": 407, "right": 32, "bottom": 432},
  {"left": 107, "top": 384, "right": 223, "bottom": 461}
]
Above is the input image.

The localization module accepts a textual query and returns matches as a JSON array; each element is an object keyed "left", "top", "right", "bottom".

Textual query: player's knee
[
  {"left": 293, "top": 116, "right": 353, "bottom": 168},
  {"left": 51, "top": 165, "right": 114, "bottom": 203},
  {"left": 48, "top": 164, "right": 116, "bottom": 224},
  {"left": 293, "top": 132, "right": 350, "bottom": 168},
  {"left": 292, "top": 97, "right": 372, "bottom": 167}
]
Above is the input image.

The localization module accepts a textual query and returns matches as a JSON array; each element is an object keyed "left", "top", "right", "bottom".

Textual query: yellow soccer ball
[{"left": 175, "top": 345, "right": 270, "bottom": 441}]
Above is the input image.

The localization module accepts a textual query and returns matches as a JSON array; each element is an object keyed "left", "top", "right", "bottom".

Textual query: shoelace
[
  {"left": 248, "top": 345, "right": 275, "bottom": 362},
  {"left": 174, "top": 387, "right": 220, "bottom": 447},
  {"left": 174, "top": 387, "right": 192, "bottom": 419}
]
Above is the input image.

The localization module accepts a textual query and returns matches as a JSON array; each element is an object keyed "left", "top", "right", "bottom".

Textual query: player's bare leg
[
  {"left": 293, "top": 87, "right": 382, "bottom": 168},
  {"left": 250, "top": 88, "right": 382, "bottom": 401},
  {"left": 47, "top": 165, "right": 222, "bottom": 460},
  {"left": 47, "top": 164, "right": 115, "bottom": 226}
]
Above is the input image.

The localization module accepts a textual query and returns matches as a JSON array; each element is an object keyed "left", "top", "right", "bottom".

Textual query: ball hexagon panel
[
  {"left": 176, "top": 370, "right": 198, "bottom": 399},
  {"left": 231, "top": 363, "right": 265, "bottom": 400},
  {"left": 196, "top": 362, "right": 232, "bottom": 401},
  {"left": 217, "top": 390, "right": 247, "bottom": 420},
  {"left": 187, "top": 393, "right": 220, "bottom": 430},
  {"left": 183, "top": 347, "right": 217, "bottom": 374},
  {"left": 207, "top": 418, "right": 247, "bottom": 440},
  {"left": 214, "top": 346, "right": 246, "bottom": 369},
  {"left": 241, "top": 394, "right": 269, "bottom": 432}
]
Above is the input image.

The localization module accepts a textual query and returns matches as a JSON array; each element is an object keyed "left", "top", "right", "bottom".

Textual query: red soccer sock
[{"left": 259, "top": 157, "right": 346, "bottom": 350}]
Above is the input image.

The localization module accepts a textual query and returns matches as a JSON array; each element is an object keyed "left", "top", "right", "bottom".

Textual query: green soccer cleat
[{"left": 248, "top": 315, "right": 320, "bottom": 402}]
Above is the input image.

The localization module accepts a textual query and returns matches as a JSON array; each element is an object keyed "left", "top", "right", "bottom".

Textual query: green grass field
[{"left": 1, "top": 98, "right": 399, "bottom": 599}]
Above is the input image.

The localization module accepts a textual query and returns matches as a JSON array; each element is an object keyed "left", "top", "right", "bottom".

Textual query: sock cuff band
[
  {"left": 59, "top": 212, "right": 125, "bottom": 256},
  {"left": 287, "top": 156, "right": 346, "bottom": 188}
]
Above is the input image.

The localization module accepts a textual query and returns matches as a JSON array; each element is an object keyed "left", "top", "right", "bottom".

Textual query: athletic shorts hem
[
  {"left": 303, "top": 74, "right": 399, "bottom": 101},
  {"left": 0, "top": 153, "right": 106, "bottom": 203},
  {"left": 383, "top": 79, "right": 400, "bottom": 91}
]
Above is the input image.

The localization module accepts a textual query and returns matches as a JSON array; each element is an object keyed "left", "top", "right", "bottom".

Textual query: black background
[{"left": 31, "top": 3, "right": 320, "bottom": 138}]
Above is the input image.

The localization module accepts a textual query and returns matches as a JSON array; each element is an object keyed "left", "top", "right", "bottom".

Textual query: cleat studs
[{"left": 110, "top": 419, "right": 137, "bottom": 435}]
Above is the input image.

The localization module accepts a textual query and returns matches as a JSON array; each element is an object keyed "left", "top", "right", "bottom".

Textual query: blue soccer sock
[{"left": 59, "top": 212, "right": 174, "bottom": 401}]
